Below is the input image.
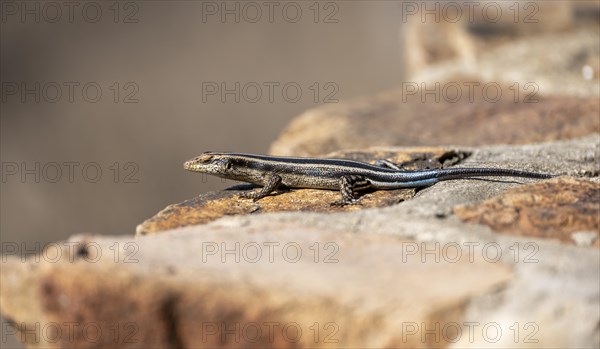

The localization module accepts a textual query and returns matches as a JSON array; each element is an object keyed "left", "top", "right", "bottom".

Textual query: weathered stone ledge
[
  {"left": 139, "top": 136, "right": 599, "bottom": 246},
  {"left": 2, "top": 134, "right": 598, "bottom": 348},
  {"left": 2, "top": 227, "right": 516, "bottom": 348},
  {"left": 268, "top": 87, "right": 599, "bottom": 157}
]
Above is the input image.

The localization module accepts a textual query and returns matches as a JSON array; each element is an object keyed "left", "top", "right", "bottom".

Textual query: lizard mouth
[{"left": 183, "top": 160, "right": 195, "bottom": 170}]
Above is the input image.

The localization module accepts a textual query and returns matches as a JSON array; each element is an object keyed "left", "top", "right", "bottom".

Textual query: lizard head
[
  {"left": 183, "top": 152, "right": 232, "bottom": 175},
  {"left": 184, "top": 152, "right": 267, "bottom": 185}
]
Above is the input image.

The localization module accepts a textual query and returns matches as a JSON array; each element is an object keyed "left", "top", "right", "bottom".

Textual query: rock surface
[
  {"left": 268, "top": 88, "right": 599, "bottom": 157},
  {"left": 410, "top": 28, "right": 600, "bottom": 98},
  {"left": 3, "top": 11, "right": 599, "bottom": 345},
  {"left": 137, "top": 148, "right": 467, "bottom": 235},
  {"left": 2, "top": 229, "right": 514, "bottom": 348},
  {"left": 270, "top": 23, "right": 599, "bottom": 158},
  {"left": 142, "top": 136, "right": 598, "bottom": 241},
  {"left": 454, "top": 176, "right": 600, "bottom": 246},
  {"left": 2, "top": 136, "right": 597, "bottom": 348}
]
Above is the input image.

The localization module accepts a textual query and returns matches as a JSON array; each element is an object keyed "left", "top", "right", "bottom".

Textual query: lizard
[{"left": 183, "top": 152, "right": 555, "bottom": 205}]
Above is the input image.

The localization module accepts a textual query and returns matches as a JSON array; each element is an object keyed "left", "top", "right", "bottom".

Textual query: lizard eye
[{"left": 215, "top": 158, "right": 232, "bottom": 169}]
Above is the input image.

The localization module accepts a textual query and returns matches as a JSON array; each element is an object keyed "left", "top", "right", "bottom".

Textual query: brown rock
[
  {"left": 403, "top": 2, "right": 600, "bottom": 95},
  {"left": 137, "top": 148, "right": 467, "bottom": 235},
  {"left": 269, "top": 88, "right": 599, "bottom": 157},
  {"left": 1, "top": 227, "right": 513, "bottom": 348},
  {"left": 0, "top": 262, "right": 55, "bottom": 349},
  {"left": 453, "top": 177, "right": 600, "bottom": 246}
]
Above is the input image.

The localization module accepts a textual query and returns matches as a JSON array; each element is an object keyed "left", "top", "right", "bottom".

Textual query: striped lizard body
[{"left": 184, "top": 152, "right": 555, "bottom": 205}]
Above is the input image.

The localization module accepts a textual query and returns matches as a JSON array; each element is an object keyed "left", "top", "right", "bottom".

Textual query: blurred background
[
  {"left": 1, "top": 4, "right": 404, "bottom": 345},
  {"left": 2, "top": 2, "right": 405, "bottom": 250},
  {"left": 1, "top": 1, "right": 599, "bottom": 347}
]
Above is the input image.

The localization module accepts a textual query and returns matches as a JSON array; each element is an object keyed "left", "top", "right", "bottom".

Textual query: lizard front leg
[{"left": 239, "top": 174, "right": 282, "bottom": 201}]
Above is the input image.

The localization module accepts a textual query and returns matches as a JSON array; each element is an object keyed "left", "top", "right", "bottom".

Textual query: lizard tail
[{"left": 435, "top": 168, "right": 555, "bottom": 181}]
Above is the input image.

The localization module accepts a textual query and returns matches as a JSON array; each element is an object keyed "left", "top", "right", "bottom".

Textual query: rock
[
  {"left": 2, "top": 136, "right": 598, "bottom": 348},
  {"left": 571, "top": 231, "right": 599, "bottom": 247},
  {"left": 270, "top": 17, "right": 599, "bottom": 158},
  {"left": 268, "top": 88, "right": 599, "bottom": 157},
  {"left": 453, "top": 177, "right": 600, "bottom": 246},
  {"left": 1, "top": 228, "right": 513, "bottom": 348},
  {"left": 4, "top": 7, "right": 600, "bottom": 346},
  {"left": 0, "top": 262, "right": 54, "bottom": 349},
  {"left": 412, "top": 28, "right": 600, "bottom": 98},
  {"left": 140, "top": 136, "right": 597, "bottom": 238},
  {"left": 137, "top": 148, "right": 467, "bottom": 235},
  {"left": 404, "top": 2, "right": 600, "bottom": 98}
]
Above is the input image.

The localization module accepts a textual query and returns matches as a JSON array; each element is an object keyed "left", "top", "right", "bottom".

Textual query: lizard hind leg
[
  {"left": 331, "top": 175, "right": 370, "bottom": 206},
  {"left": 374, "top": 159, "right": 402, "bottom": 170}
]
